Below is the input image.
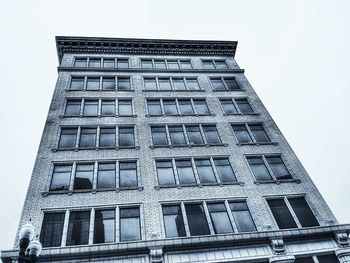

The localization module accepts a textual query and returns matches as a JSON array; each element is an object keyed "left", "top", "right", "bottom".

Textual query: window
[
  {"left": 193, "top": 99, "right": 209, "bottom": 114},
  {"left": 229, "top": 201, "right": 256, "bottom": 232},
  {"left": 158, "top": 78, "right": 172, "bottom": 90},
  {"left": 162, "top": 205, "right": 186, "bottom": 238},
  {"left": 247, "top": 156, "right": 273, "bottom": 180},
  {"left": 195, "top": 159, "right": 216, "bottom": 183},
  {"left": 141, "top": 59, "right": 153, "bottom": 68},
  {"left": 207, "top": 203, "right": 233, "bottom": 234},
  {"left": 103, "top": 59, "right": 115, "bottom": 68},
  {"left": 94, "top": 210, "right": 115, "bottom": 243},
  {"left": 172, "top": 78, "right": 186, "bottom": 90},
  {"left": 220, "top": 98, "right": 254, "bottom": 114},
  {"left": 79, "top": 128, "right": 97, "bottom": 147},
  {"left": 59, "top": 128, "right": 78, "bottom": 148},
  {"left": 232, "top": 124, "right": 271, "bottom": 144},
  {"left": 89, "top": 58, "right": 101, "bottom": 67},
  {"left": 117, "top": 58, "right": 129, "bottom": 68},
  {"left": 65, "top": 100, "right": 81, "bottom": 116},
  {"left": 265, "top": 156, "right": 290, "bottom": 179},
  {"left": 186, "top": 78, "right": 200, "bottom": 90},
  {"left": 97, "top": 163, "right": 116, "bottom": 189},
  {"left": 232, "top": 125, "right": 252, "bottom": 143},
  {"left": 151, "top": 127, "right": 168, "bottom": 146},
  {"left": 119, "top": 161, "right": 137, "bottom": 187},
  {"left": 185, "top": 204, "right": 210, "bottom": 236},
  {"left": 117, "top": 77, "right": 131, "bottom": 90},
  {"left": 267, "top": 196, "right": 319, "bottom": 229},
  {"left": 175, "top": 160, "right": 196, "bottom": 184},
  {"left": 147, "top": 100, "right": 162, "bottom": 115},
  {"left": 50, "top": 165, "right": 72, "bottom": 191},
  {"left": 169, "top": 126, "right": 186, "bottom": 145},
  {"left": 236, "top": 98, "right": 254, "bottom": 113},
  {"left": 143, "top": 77, "right": 200, "bottom": 91},
  {"left": 154, "top": 59, "right": 166, "bottom": 69},
  {"left": 40, "top": 213, "right": 65, "bottom": 247},
  {"left": 178, "top": 99, "right": 194, "bottom": 114},
  {"left": 74, "top": 58, "right": 87, "bottom": 67},
  {"left": 83, "top": 100, "right": 99, "bottom": 116},
  {"left": 202, "top": 125, "right": 221, "bottom": 144},
  {"left": 295, "top": 254, "right": 339, "bottom": 263},
  {"left": 156, "top": 160, "right": 175, "bottom": 185},
  {"left": 141, "top": 59, "right": 192, "bottom": 69},
  {"left": 220, "top": 99, "right": 238, "bottom": 114},
  {"left": 118, "top": 100, "right": 132, "bottom": 115},
  {"left": 210, "top": 77, "right": 241, "bottom": 91},
  {"left": 202, "top": 60, "right": 215, "bottom": 69},
  {"left": 144, "top": 78, "right": 157, "bottom": 90},
  {"left": 186, "top": 126, "right": 204, "bottom": 144},
  {"left": 74, "top": 164, "right": 94, "bottom": 190},
  {"left": 167, "top": 60, "right": 179, "bottom": 69},
  {"left": 163, "top": 100, "right": 178, "bottom": 114},
  {"left": 66, "top": 211, "right": 90, "bottom": 245},
  {"left": 102, "top": 77, "right": 115, "bottom": 90},
  {"left": 101, "top": 100, "right": 116, "bottom": 115},
  {"left": 202, "top": 59, "right": 228, "bottom": 69},
  {"left": 119, "top": 207, "right": 141, "bottom": 241},
  {"left": 70, "top": 77, "right": 84, "bottom": 90},
  {"left": 249, "top": 124, "right": 270, "bottom": 142},
  {"left": 179, "top": 60, "right": 192, "bottom": 69},
  {"left": 118, "top": 127, "right": 135, "bottom": 147},
  {"left": 86, "top": 77, "right": 99, "bottom": 90},
  {"left": 215, "top": 60, "right": 229, "bottom": 69},
  {"left": 99, "top": 128, "right": 116, "bottom": 147},
  {"left": 213, "top": 158, "right": 236, "bottom": 182}
]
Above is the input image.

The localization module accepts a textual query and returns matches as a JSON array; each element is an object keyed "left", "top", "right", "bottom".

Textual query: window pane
[
  {"left": 94, "top": 210, "right": 115, "bottom": 244},
  {"left": 294, "top": 257, "right": 314, "bottom": 263},
  {"left": 156, "top": 161, "right": 175, "bottom": 185},
  {"left": 79, "top": 128, "right": 97, "bottom": 147},
  {"left": 250, "top": 125, "right": 270, "bottom": 143},
  {"left": 74, "top": 164, "right": 94, "bottom": 190},
  {"left": 119, "top": 162, "right": 137, "bottom": 187},
  {"left": 154, "top": 60, "right": 166, "bottom": 69},
  {"left": 211, "top": 78, "right": 225, "bottom": 90},
  {"left": 141, "top": 60, "right": 153, "bottom": 68},
  {"left": 221, "top": 99, "right": 237, "bottom": 114},
  {"left": 144, "top": 78, "right": 157, "bottom": 90},
  {"left": 117, "top": 59, "right": 129, "bottom": 68},
  {"left": 178, "top": 100, "right": 194, "bottom": 114},
  {"left": 202, "top": 60, "right": 215, "bottom": 69},
  {"left": 180, "top": 60, "right": 192, "bottom": 69},
  {"left": 176, "top": 160, "right": 196, "bottom": 184},
  {"left": 86, "top": 77, "right": 100, "bottom": 90},
  {"left": 207, "top": 203, "right": 233, "bottom": 234},
  {"left": 169, "top": 126, "right": 186, "bottom": 145},
  {"left": 186, "top": 126, "right": 204, "bottom": 144},
  {"left": 99, "top": 128, "right": 116, "bottom": 147},
  {"left": 151, "top": 127, "right": 168, "bottom": 145},
  {"left": 59, "top": 128, "right": 77, "bottom": 148},
  {"left": 102, "top": 78, "right": 115, "bottom": 90},
  {"left": 215, "top": 60, "right": 228, "bottom": 69},
  {"left": 185, "top": 204, "right": 210, "bottom": 236},
  {"left": 158, "top": 78, "right": 172, "bottom": 90},
  {"left": 162, "top": 205, "right": 186, "bottom": 237},
  {"left": 224, "top": 78, "right": 240, "bottom": 90},
  {"left": 103, "top": 59, "right": 115, "bottom": 68},
  {"left": 267, "top": 199, "right": 298, "bottom": 229},
  {"left": 101, "top": 100, "right": 116, "bottom": 115},
  {"left": 163, "top": 100, "right": 178, "bottom": 114},
  {"left": 97, "top": 163, "right": 116, "bottom": 189},
  {"left": 317, "top": 254, "right": 339, "bottom": 263},
  {"left": 167, "top": 60, "right": 179, "bottom": 69},
  {"left": 288, "top": 197, "right": 319, "bottom": 227},
  {"left": 147, "top": 100, "right": 162, "bottom": 115},
  {"left": 202, "top": 126, "right": 221, "bottom": 144},
  {"left": 195, "top": 159, "right": 216, "bottom": 183},
  {"left": 229, "top": 202, "right": 257, "bottom": 232},
  {"left": 117, "top": 77, "right": 130, "bottom": 90},
  {"left": 186, "top": 78, "right": 200, "bottom": 90},
  {"left": 247, "top": 157, "right": 272, "bottom": 180},
  {"left": 118, "top": 100, "right": 132, "bottom": 115},
  {"left": 193, "top": 100, "right": 209, "bottom": 114},
  {"left": 65, "top": 100, "right": 81, "bottom": 116},
  {"left": 50, "top": 165, "right": 72, "bottom": 191},
  {"left": 83, "top": 100, "right": 98, "bottom": 116},
  {"left": 232, "top": 125, "right": 252, "bottom": 143},
  {"left": 70, "top": 77, "right": 84, "bottom": 90},
  {"left": 120, "top": 208, "right": 141, "bottom": 241},
  {"left": 213, "top": 159, "right": 237, "bottom": 182},
  {"left": 265, "top": 156, "right": 292, "bottom": 179},
  {"left": 118, "top": 127, "right": 135, "bottom": 146},
  {"left": 236, "top": 99, "right": 254, "bottom": 113},
  {"left": 74, "top": 58, "right": 87, "bottom": 67},
  {"left": 66, "top": 211, "right": 90, "bottom": 245},
  {"left": 89, "top": 59, "right": 101, "bottom": 67},
  {"left": 40, "top": 213, "right": 65, "bottom": 247},
  {"left": 173, "top": 78, "right": 186, "bottom": 90}
]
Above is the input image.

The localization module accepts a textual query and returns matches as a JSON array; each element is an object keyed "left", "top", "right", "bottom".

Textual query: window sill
[
  {"left": 212, "top": 89, "right": 246, "bottom": 92},
  {"left": 142, "top": 89, "right": 206, "bottom": 92},
  {"left": 254, "top": 179, "right": 301, "bottom": 185},
  {"left": 146, "top": 114, "right": 215, "bottom": 117},
  {"left": 52, "top": 146, "right": 140, "bottom": 152},
  {"left": 65, "top": 89, "right": 134, "bottom": 92},
  {"left": 237, "top": 142, "right": 278, "bottom": 146},
  {"left": 223, "top": 113, "right": 259, "bottom": 116},
  {"left": 154, "top": 181, "right": 244, "bottom": 189},
  {"left": 150, "top": 143, "right": 228, "bottom": 149},
  {"left": 42, "top": 186, "right": 144, "bottom": 196},
  {"left": 59, "top": 114, "right": 137, "bottom": 118}
]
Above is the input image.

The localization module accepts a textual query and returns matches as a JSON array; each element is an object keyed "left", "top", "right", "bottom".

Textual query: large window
[
  {"left": 185, "top": 204, "right": 210, "bottom": 236},
  {"left": 83, "top": 100, "right": 99, "bottom": 116},
  {"left": 66, "top": 211, "right": 91, "bottom": 246},
  {"left": 97, "top": 163, "right": 116, "bottom": 189},
  {"left": 231, "top": 123, "right": 271, "bottom": 144},
  {"left": 94, "top": 210, "right": 115, "bottom": 244},
  {"left": 267, "top": 196, "right": 319, "bottom": 229},
  {"left": 229, "top": 201, "right": 256, "bottom": 232},
  {"left": 50, "top": 165, "right": 72, "bottom": 191},
  {"left": 65, "top": 100, "right": 81, "bottom": 116},
  {"left": 40, "top": 213, "right": 65, "bottom": 247},
  {"left": 202, "top": 59, "right": 228, "bottom": 69},
  {"left": 119, "top": 161, "right": 137, "bottom": 187},
  {"left": 210, "top": 77, "right": 241, "bottom": 91},
  {"left": 99, "top": 128, "right": 116, "bottom": 147},
  {"left": 162, "top": 205, "right": 186, "bottom": 238},
  {"left": 74, "top": 57, "right": 129, "bottom": 68},
  {"left": 141, "top": 58, "right": 192, "bottom": 69},
  {"left": 143, "top": 77, "right": 200, "bottom": 91},
  {"left": 74, "top": 164, "right": 94, "bottom": 190},
  {"left": 156, "top": 160, "right": 175, "bottom": 185},
  {"left": 120, "top": 207, "right": 141, "bottom": 241},
  {"left": 58, "top": 128, "right": 78, "bottom": 148},
  {"left": 118, "top": 127, "right": 135, "bottom": 147},
  {"left": 207, "top": 203, "right": 233, "bottom": 234},
  {"left": 69, "top": 76, "right": 131, "bottom": 90},
  {"left": 79, "top": 128, "right": 97, "bottom": 147},
  {"left": 295, "top": 254, "right": 339, "bottom": 263}
]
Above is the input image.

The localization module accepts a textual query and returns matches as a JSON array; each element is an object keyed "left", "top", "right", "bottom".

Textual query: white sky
[{"left": 0, "top": 0, "right": 349, "bottom": 250}]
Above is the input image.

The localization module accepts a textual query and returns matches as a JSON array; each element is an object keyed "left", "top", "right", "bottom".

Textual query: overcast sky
[{"left": 0, "top": 0, "right": 349, "bottom": 250}]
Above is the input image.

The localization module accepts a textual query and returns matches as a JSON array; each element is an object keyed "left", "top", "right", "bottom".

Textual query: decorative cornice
[{"left": 55, "top": 36, "right": 238, "bottom": 63}]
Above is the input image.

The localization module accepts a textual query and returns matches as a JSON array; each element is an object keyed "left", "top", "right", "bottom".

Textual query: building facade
[{"left": 1, "top": 36, "right": 350, "bottom": 263}]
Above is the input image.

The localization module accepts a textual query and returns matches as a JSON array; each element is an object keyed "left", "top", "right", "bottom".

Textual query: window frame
[
  {"left": 68, "top": 76, "right": 132, "bottom": 91},
  {"left": 142, "top": 76, "right": 201, "bottom": 91},
  {"left": 218, "top": 97, "right": 256, "bottom": 115},
  {"left": 209, "top": 77, "right": 242, "bottom": 91},
  {"left": 201, "top": 59, "right": 229, "bottom": 69},
  {"left": 140, "top": 58, "right": 193, "bottom": 69},
  {"left": 230, "top": 123, "right": 274, "bottom": 145}
]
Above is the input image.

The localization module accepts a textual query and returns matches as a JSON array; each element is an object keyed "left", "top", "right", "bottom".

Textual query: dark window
[
  {"left": 210, "top": 78, "right": 225, "bottom": 90},
  {"left": 172, "top": 78, "right": 186, "bottom": 90},
  {"left": 288, "top": 197, "right": 319, "bottom": 227},
  {"left": 294, "top": 258, "right": 314, "bottom": 263},
  {"left": 74, "top": 164, "right": 94, "bottom": 190},
  {"left": 66, "top": 211, "right": 90, "bottom": 245},
  {"left": 50, "top": 165, "right": 72, "bottom": 191},
  {"left": 99, "top": 128, "right": 116, "bottom": 147},
  {"left": 265, "top": 156, "right": 291, "bottom": 179},
  {"left": 207, "top": 203, "right": 233, "bottom": 234},
  {"left": 247, "top": 157, "right": 272, "bottom": 180},
  {"left": 250, "top": 124, "right": 270, "bottom": 143},
  {"left": 74, "top": 58, "right": 87, "bottom": 67},
  {"left": 59, "top": 128, "right": 78, "bottom": 148},
  {"left": 40, "top": 213, "right": 65, "bottom": 247},
  {"left": 236, "top": 98, "right": 254, "bottom": 113},
  {"left": 70, "top": 77, "right": 84, "bottom": 90},
  {"left": 154, "top": 59, "right": 166, "bottom": 69},
  {"left": 118, "top": 127, "right": 135, "bottom": 147},
  {"left": 65, "top": 100, "right": 81, "bottom": 116},
  {"left": 195, "top": 159, "right": 216, "bottom": 183},
  {"left": 317, "top": 254, "right": 339, "bottom": 263},
  {"left": 156, "top": 160, "right": 175, "bottom": 185},
  {"left": 147, "top": 100, "right": 162, "bottom": 115},
  {"left": 86, "top": 77, "right": 100, "bottom": 90},
  {"left": 169, "top": 126, "right": 186, "bottom": 145},
  {"left": 89, "top": 59, "right": 101, "bottom": 67},
  {"left": 267, "top": 199, "right": 298, "bottom": 229},
  {"left": 180, "top": 60, "right": 192, "bottom": 69},
  {"left": 94, "top": 210, "right": 115, "bottom": 244},
  {"left": 120, "top": 207, "right": 141, "bottom": 241},
  {"left": 224, "top": 78, "right": 240, "bottom": 90},
  {"left": 232, "top": 125, "right": 252, "bottom": 143},
  {"left": 97, "top": 163, "right": 116, "bottom": 189},
  {"left": 144, "top": 78, "right": 157, "bottom": 90},
  {"left": 162, "top": 205, "right": 186, "bottom": 238},
  {"left": 117, "top": 59, "right": 129, "bottom": 68},
  {"left": 141, "top": 59, "right": 153, "bottom": 68},
  {"left": 202, "top": 60, "right": 215, "bottom": 69},
  {"left": 178, "top": 100, "right": 194, "bottom": 114},
  {"left": 117, "top": 77, "right": 130, "bottom": 90},
  {"left": 186, "top": 78, "right": 200, "bottom": 90},
  {"left": 151, "top": 127, "right": 168, "bottom": 145},
  {"left": 176, "top": 160, "right": 196, "bottom": 184},
  {"left": 202, "top": 126, "right": 221, "bottom": 144},
  {"left": 185, "top": 204, "right": 210, "bottom": 236},
  {"left": 213, "top": 159, "right": 236, "bottom": 182},
  {"left": 215, "top": 60, "right": 228, "bottom": 69},
  {"left": 83, "top": 100, "right": 98, "bottom": 116},
  {"left": 119, "top": 161, "right": 137, "bottom": 187},
  {"left": 186, "top": 126, "right": 204, "bottom": 144},
  {"left": 167, "top": 60, "right": 179, "bottom": 69},
  {"left": 103, "top": 59, "right": 115, "bottom": 68},
  {"left": 193, "top": 100, "right": 209, "bottom": 114},
  {"left": 102, "top": 78, "right": 115, "bottom": 90},
  {"left": 220, "top": 99, "right": 237, "bottom": 114},
  {"left": 118, "top": 100, "right": 132, "bottom": 115},
  {"left": 158, "top": 78, "right": 171, "bottom": 90},
  {"left": 79, "top": 128, "right": 97, "bottom": 147},
  {"left": 101, "top": 100, "right": 116, "bottom": 115},
  {"left": 229, "top": 201, "right": 256, "bottom": 232},
  {"left": 163, "top": 100, "right": 178, "bottom": 114}
]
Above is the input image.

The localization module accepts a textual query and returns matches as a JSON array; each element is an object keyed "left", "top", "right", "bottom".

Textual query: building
[{"left": 1, "top": 36, "right": 350, "bottom": 263}]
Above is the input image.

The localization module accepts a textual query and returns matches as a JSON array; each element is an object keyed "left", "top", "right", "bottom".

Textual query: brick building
[{"left": 1, "top": 36, "right": 350, "bottom": 263}]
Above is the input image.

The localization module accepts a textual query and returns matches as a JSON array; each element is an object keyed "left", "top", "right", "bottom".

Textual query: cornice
[{"left": 56, "top": 36, "right": 238, "bottom": 63}]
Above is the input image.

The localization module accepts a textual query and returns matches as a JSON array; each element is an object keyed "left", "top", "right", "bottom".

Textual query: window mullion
[
  {"left": 183, "top": 77, "right": 188, "bottom": 90},
  {"left": 115, "top": 207, "right": 120, "bottom": 241},
  {"left": 203, "top": 201, "right": 215, "bottom": 235},
  {"left": 174, "top": 99, "right": 181, "bottom": 115},
  {"left": 116, "top": 99, "right": 119, "bottom": 116},
  {"left": 221, "top": 77, "right": 228, "bottom": 91},
  {"left": 115, "top": 126, "right": 119, "bottom": 148},
  {"left": 155, "top": 77, "right": 160, "bottom": 90},
  {"left": 79, "top": 99, "right": 84, "bottom": 116},
  {"left": 190, "top": 99, "right": 197, "bottom": 115},
  {"left": 224, "top": 200, "right": 237, "bottom": 232},
  {"left": 232, "top": 98, "right": 240, "bottom": 114},
  {"left": 75, "top": 127, "right": 81, "bottom": 149},
  {"left": 88, "top": 208, "right": 95, "bottom": 245},
  {"left": 69, "top": 162, "right": 76, "bottom": 191},
  {"left": 180, "top": 203, "right": 190, "bottom": 236},
  {"left": 210, "top": 157, "right": 221, "bottom": 183},
  {"left": 165, "top": 125, "right": 171, "bottom": 146},
  {"left": 313, "top": 256, "right": 320, "bottom": 263},
  {"left": 99, "top": 76, "right": 102, "bottom": 90},
  {"left": 159, "top": 99, "right": 165, "bottom": 115},
  {"left": 191, "top": 158, "right": 201, "bottom": 184},
  {"left": 199, "top": 124, "right": 207, "bottom": 144},
  {"left": 172, "top": 159, "right": 180, "bottom": 185},
  {"left": 61, "top": 210, "right": 70, "bottom": 247},
  {"left": 182, "top": 125, "right": 190, "bottom": 145},
  {"left": 92, "top": 161, "right": 98, "bottom": 190},
  {"left": 245, "top": 124, "right": 256, "bottom": 143},
  {"left": 97, "top": 99, "right": 101, "bottom": 117},
  {"left": 284, "top": 197, "right": 302, "bottom": 228},
  {"left": 262, "top": 155, "right": 276, "bottom": 180},
  {"left": 83, "top": 76, "right": 87, "bottom": 90},
  {"left": 115, "top": 161, "right": 120, "bottom": 190}
]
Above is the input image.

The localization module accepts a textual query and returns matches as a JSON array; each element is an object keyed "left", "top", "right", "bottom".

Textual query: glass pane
[
  {"left": 65, "top": 100, "right": 81, "bottom": 116},
  {"left": 211, "top": 78, "right": 225, "bottom": 90},
  {"left": 169, "top": 126, "right": 186, "bottom": 145},
  {"left": 59, "top": 128, "right": 77, "bottom": 148},
  {"left": 202, "top": 126, "right": 221, "bottom": 144},
  {"left": 79, "top": 128, "right": 97, "bottom": 147},
  {"left": 70, "top": 77, "right": 84, "bottom": 90},
  {"left": 195, "top": 159, "right": 216, "bottom": 183},
  {"left": 221, "top": 100, "right": 237, "bottom": 114},
  {"left": 193, "top": 100, "right": 209, "bottom": 114},
  {"left": 101, "top": 100, "right": 116, "bottom": 115},
  {"left": 66, "top": 211, "right": 90, "bottom": 245},
  {"left": 97, "top": 163, "right": 116, "bottom": 189},
  {"left": 99, "top": 128, "right": 116, "bottom": 147},
  {"left": 117, "top": 77, "right": 130, "bottom": 90},
  {"left": 151, "top": 127, "right": 168, "bottom": 145},
  {"left": 162, "top": 205, "right": 186, "bottom": 237},
  {"left": 167, "top": 60, "right": 179, "bottom": 69},
  {"left": 236, "top": 99, "right": 254, "bottom": 113},
  {"left": 229, "top": 202, "right": 256, "bottom": 232},
  {"left": 180, "top": 60, "right": 192, "bottom": 69},
  {"left": 86, "top": 77, "right": 100, "bottom": 90},
  {"left": 186, "top": 126, "right": 204, "bottom": 144},
  {"left": 154, "top": 60, "right": 166, "bottom": 69},
  {"left": 224, "top": 78, "right": 240, "bottom": 90},
  {"left": 156, "top": 161, "right": 175, "bottom": 185},
  {"left": 94, "top": 210, "right": 115, "bottom": 244},
  {"left": 89, "top": 59, "right": 101, "bottom": 67},
  {"left": 173, "top": 78, "right": 186, "bottom": 90},
  {"left": 265, "top": 156, "right": 292, "bottom": 179},
  {"left": 141, "top": 60, "right": 153, "bottom": 68},
  {"left": 120, "top": 208, "right": 141, "bottom": 241},
  {"left": 317, "top": 254, "right": 339, "bottom": 263},
  {"left": 147, "top": 100, "right": 162, "bottom": 115},
  {"left": 158, "top": 78, "right": 172, "bottom": 90},
  {"left": 185, "top": 204, "right": 210, "bottom": 236},
  {"left": 117, "top": 59, "right": 129, "bottom": 68},
  {"left": 294, "top": 257, "right": 314, "bottom": 263},
  {"left": 103, "top": 59, "right": 115, "bottom": 68},
  {"left": 40, "top": 213, "right": 65, "bottom": 247},
  {"left": 186, "top": 78, "right": 200, "bottom": 90},
  {"left": 288, "top": 197, "right": 319, "bottom": 227},
  {"left": 74, "top": 164, "right": 94, "bottom": 190},
  {"left": 176, "top": 160, "right": 196, "bottom": 184},
  {"left": 118, "top": 100, "right": 132, "bottom": 115},
  {"left": 213, "top": 159, "right": 236, "bottom": 182},
  {"left": 247, "top": 157, "right": 272, "bottom": 180},
  {"left": 267, "top": 199, "right": 298, "bottom": 229},
  {"left": 74, "top": 58, "right": 87, "bottom": 67},
  {"left": 207, "top": 203, "right": 233, "bottom": 234},
  {"left": 250, "top": 125, "right": 270, "bottom": 143},
  {"left": 202, "top": 60, "right": 215, "bottom": 69},
  {"left": 144, "top": 78, "right": 157, "bottom": 90},
  {"left": 163, "top": 100, "right": 178, "bottom": 114},
  {"left": 83, "top": 100, "right": 98, "bottom": 116},
  {"left": 50, "top": 165, "right": 72, "bottom": 191},
  {"left": 178, "top": 100, "right": 194, "bottom": 114},
  {"left": 215, "top": 60, "right": 228, "bottom": 69},
  {"left": 119, "top": 162, "right": 137, "bottom": 187},
  {"left": 232, "top": 125, "right": 252, "bottom": 143},
  {"left": 118, "top": 127, "right": 135, "bottom": 146},
  {"left": 102, "top": 78, "right": 115, "bottom": 90}
]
